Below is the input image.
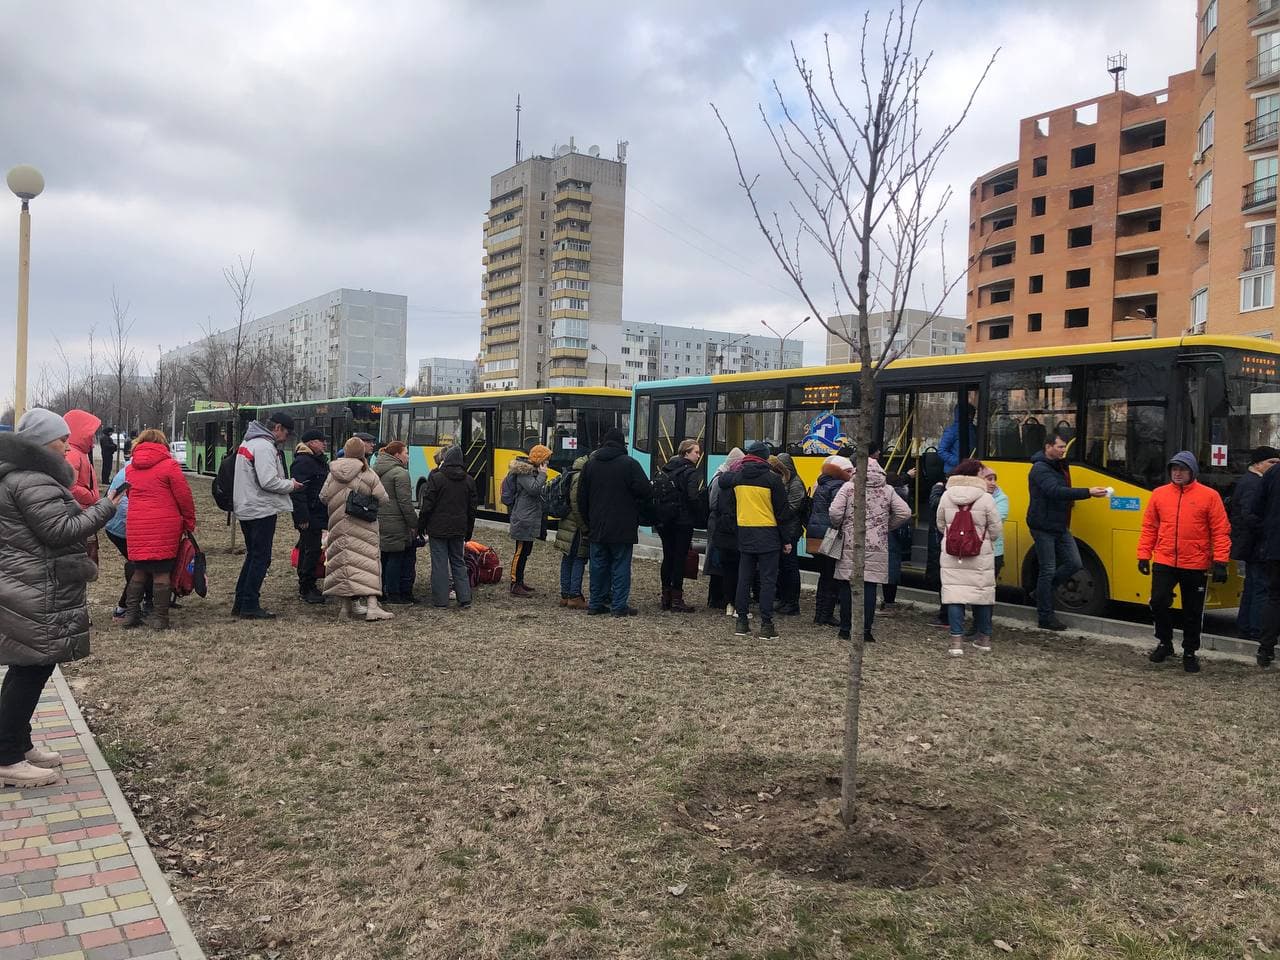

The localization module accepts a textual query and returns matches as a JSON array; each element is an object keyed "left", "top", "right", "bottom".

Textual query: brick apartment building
[{"left": 967, "top": 0, "right": 1280, "bottom": 350}]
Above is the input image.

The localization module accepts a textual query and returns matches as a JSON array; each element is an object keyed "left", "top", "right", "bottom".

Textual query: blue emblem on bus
[
  {"left": 801, "top": 411, "right": 850, "bottom": 456},
  {"left": 1109, "top": 496, "right": 1140, "bottom": 511}
]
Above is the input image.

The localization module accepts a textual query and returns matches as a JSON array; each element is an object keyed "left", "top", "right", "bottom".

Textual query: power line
[{"left": 629, "top": 184, "right": 762, "bottom": 267}]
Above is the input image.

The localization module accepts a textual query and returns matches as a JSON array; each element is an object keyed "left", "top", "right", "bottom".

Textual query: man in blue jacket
[{"left": 1026, "top": 433, "right": 1107, "bottom": 630}]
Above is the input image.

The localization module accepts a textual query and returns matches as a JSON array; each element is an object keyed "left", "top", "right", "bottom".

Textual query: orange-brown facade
[{"left": 968, "top": 0, "right": 1280, "bottom": 350}]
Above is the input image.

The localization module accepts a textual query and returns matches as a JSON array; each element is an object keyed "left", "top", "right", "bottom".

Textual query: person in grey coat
[
  {"left": 502, "top": 444, "right": 551, "bottom": 596},
  {"left": 373, "top": 441, "right": 420, "bottom": 603},
  {"left": 232, "top": 412, "right": 302, "bottom": 619},
  {"left": 0, "top": 410, "right": 122, "bottom": 787}
]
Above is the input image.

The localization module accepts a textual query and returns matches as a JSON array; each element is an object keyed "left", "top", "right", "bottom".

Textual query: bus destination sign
[
  {"left": 799, "top": 384, "right": 843, "bottom": 406},
  {"left": 1241, "top": 355, "right": 1277, "bottom": 377}
]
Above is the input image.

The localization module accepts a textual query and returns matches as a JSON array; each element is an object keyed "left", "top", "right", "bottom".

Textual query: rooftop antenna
[
  {"left": 1107, "top": 52, "right": 1127, "bottom": 93},
  {"left": 515, "top": 93, "right": 522, "bottom": 163}
]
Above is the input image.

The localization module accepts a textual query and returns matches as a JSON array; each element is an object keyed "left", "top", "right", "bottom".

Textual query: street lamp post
[
  {"left": 7, "top": 165, "right": 43, "bottom": 424},
  {"left": 713, "top": 332, "right": 754, "bottom": 374},
  {"left": 761, "top": 316, "right": 809, "bottom": 370},
  {"left": 590, "top": 344, "right": 609, "bottom": 388},
  {"left": 361, "top": 374, "right": 384, "bottom": 396}
]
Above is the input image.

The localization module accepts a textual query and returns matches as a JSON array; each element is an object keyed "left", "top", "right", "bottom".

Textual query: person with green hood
[{"left": 553, "top": 453, "right": 591, "bottom": 609}]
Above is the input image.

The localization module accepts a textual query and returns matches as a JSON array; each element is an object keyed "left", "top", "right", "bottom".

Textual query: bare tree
[
  {"left": 52, "top": 339, "right": 79, "bottom": 412},
  {"left": 106, "top": 287, "right": 138, "bottom": 436},
  {"left": 223, "top": 252, "right": 258, "bottom": 417},
  {"left": 714, "top": 1, "right": 995, "bottom": 825},
  {"left": 85, "top": 322, "right": 100, "bottom": 421}
]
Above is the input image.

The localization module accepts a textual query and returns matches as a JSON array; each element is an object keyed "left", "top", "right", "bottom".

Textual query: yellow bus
[
  {"left": 379, "top": 387, "right": 631, "bottom": 515},
  {"left": 630, "top": 335, "right": 1280, "bottom": 614}
]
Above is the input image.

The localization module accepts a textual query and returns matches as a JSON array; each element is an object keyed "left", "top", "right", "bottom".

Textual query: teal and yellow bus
[
  {"left": 631, "top": 335, "right": 1280, "bottom": 614},
  {"left": 380, "top": 387, "right": 630, "bottom": 515}
]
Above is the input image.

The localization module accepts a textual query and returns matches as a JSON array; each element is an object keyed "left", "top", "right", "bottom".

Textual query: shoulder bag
[{"left": 345, "top": 488, "right": 380, "bottom": 523}]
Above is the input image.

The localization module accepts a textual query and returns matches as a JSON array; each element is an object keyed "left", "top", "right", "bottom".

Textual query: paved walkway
[{"left": 0, "top": 669, "right": 203, "bottom": 960}]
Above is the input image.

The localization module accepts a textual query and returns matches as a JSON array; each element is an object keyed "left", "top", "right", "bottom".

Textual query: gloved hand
[
  {"left": 1212, "top": 562, "right": 1229, "bottom": 583},
  {"left": 1138, "top": 559, "right": 1150, "bottom": 576}
]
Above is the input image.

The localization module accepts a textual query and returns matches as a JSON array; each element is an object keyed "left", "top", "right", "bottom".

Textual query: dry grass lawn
[{"left": 65, "top": 479, "right": 1280, "bottom": 959}]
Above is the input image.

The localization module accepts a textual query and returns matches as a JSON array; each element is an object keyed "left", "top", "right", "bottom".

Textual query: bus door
[
  {"left": 464, "top": 408, "right": 496, "bottom": 509},
  {"left": 651, "top": 395, "right": 710, "bottom": 481},
  {"left": 879, "top": 383, "right": 980, "bottom": 562},
  {"left": 203, "top": 422, "right": 218, "bottom": 476}
]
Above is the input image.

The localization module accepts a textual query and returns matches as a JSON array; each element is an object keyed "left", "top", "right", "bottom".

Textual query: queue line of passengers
[{"left": 1, "top": 408, "right": 1276, "bottom": 789}]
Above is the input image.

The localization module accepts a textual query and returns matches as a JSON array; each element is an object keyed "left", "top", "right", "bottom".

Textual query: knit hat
[
  {"left": 16, "top": 408, "right": 71, "bottom": 446},
  {"left": 1251, "top": 445, "right": 1280, "bottom": 464},
  {"left": 829, "top": 455, "right": 853, "bottom": 474},
  {"left": 602, "top": 428, "right": 626, "bottom": 446},
  {"left": 301, "top": 428, "right": 326, "bottom": 443},
  {"left": 343, "top": 437, "right": 367, "bottom": 460},
  {"left": 744, "top": 440, "right": 771, "bottom": 457},
  {"left": 528, "top": 444, "right": 552, "bottom": 465}
]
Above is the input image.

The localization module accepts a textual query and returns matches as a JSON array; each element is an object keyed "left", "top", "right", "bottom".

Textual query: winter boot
[
  {"left": 151, "top": 597, "right": 171, "bottom": 631},
  {"left": 1183, "top": 652, "right": 1202, "bottom": 673},
  {"left": 337, "top": 598, "right": 353, "bottom": 621},
  {"left": 566, "top": 595, "right": 588, "bottom": 610},
  {"left": 758, "top": 619, "right": 779, "bottom": 640},
  {"left": 670, "top": 590, "right": 695, "bottom": 613},
  {"left": 0, "top": 761, "right": 59, "bottom": 788},
  {"left": 970, "top": 633, "right": 992, "bottom": 652},
  {"left": 813, "top": 590, "right": 838, "bottom": 627},
  {"left": 733, "top": 616, "right": 751, "bottom": 638},
  {"left": 1148, "top": 640, "right": 1175, "bottom": 663},
  {"left": 24, "top": 745, "right": 62, "bottom": 768},
  {"left": 365, "top": 597, "right": 395, "bottom": 621},
  {"left": 660, "top": 588, "right": 672, "bottom": 611},
  {"left": 121, "top": 580, "right": 146, "bottom": 629}
]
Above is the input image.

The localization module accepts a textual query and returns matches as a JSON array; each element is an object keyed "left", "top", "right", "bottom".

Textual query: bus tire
[{"left": 1021, "top": 544, "right": 1109, "bottom": 618}]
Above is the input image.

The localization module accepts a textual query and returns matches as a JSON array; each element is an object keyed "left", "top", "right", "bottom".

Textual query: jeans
[
  {"left": 511, "top": 540, "right": 533, "bottom": 586},
  {"left": 429, "top": 537, "right": 471, "bottom": 606},
  {"left": 560, "top": 533, "right": 586, "bottom": 597},
  {"left": 382, "top": 547, "right": 417, "bottom": 598},
  {"left": 1236, "top": 562, "right": 1268, "bottom": 640},
  {"left": 778, "top": 539, "right": 801, "bottom": 605},
  {"left": 658, "top": 524, "right": 694, "bottom": 592},
  {"left": 235, "top": 515, "right": 278, "bottom": 612},
  {"left": 837, "top": 580, "right": 879, "bottom": 636},
  {"left": 736, "top": 550, "right": 779, "bottom": 621},
  {"left": 296, "top": 527, "right": 323, "bottom": 594},
  {"left": 1150, "top": 563, "right": 1208, "bottom": 655},
  {"left": 589, "top": 542, "right": 634, "bottom": 613},
  {"left": 949, "top": 603, "right": 993, "bottom": 637},
  {"left": 0, "top": 664, "right": 57, "bottom": 765},
  {"left": 1031, "top": 528, "right": 1083, "bottom": 623}
]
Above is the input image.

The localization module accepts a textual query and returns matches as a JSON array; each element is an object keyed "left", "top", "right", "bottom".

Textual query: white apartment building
[
  {"left": 416, "top": 356, "right": 478, "bottom": 395},
  {"left": 162, "top": 289, "right": 407, "bottom": 400},
  {"left": 617, "top": 322, "right": 806, "bottom": 387},
  {"left": 825, "top": 309, "right": 966, "bottom": 363}
]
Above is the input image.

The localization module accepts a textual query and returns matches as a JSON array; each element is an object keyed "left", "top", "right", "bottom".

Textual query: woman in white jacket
[{"left": 936, "top": 458, "right": 1003, "bottom": 656}]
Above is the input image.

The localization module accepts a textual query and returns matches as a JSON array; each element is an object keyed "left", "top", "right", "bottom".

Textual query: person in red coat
[
  {"left": 122, "top": 429, "right": 196, "bottom": 630},
  {"left": 1137, "top": 451, "right": 1231, "bottom": 673}
]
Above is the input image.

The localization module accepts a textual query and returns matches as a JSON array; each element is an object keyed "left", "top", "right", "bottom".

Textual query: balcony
[
  {"left": 1250, "top": 0, "right": 1280, "bottom": 28},
  {"left": 548, "top": 346, "right": 589, "bottom": 361},
  {"left": 551, "top": 247, "right": 590, "bottom": 263},
  {"left": 1118, "top": 187, "right": 1164, "bottom": 216},
  {"left": 486, "top": 272, "right": 521, "bottom": 293},
  {"left": 486, "top": 291, "right": 521, "bottom": 309},
  {"left": 486, "top": 328, "right": 521, "bottom": 347},
  {"left": 486, "top": 235, "right": 521, "bottom": 255},
  {"left": 552, "top": 228, "right": 591, "bottom": 243},
  {"left": 551, "top": 267, "right": 590, "bottom": 282},
  {"left": 553, "top": 188, "right": 591, "bottom": 205},
  {"left": 1247, "top": 49, "right": 1280, "bottom": 87},
  {"left": 553, "top": 207, "right": 592, "bottom": 224},
  {"left": 1247, "top": 109, "right": 1280, "bottom": 150},
  {"left": 548, "top": 362, "right": 588, "bottom": 379},
  {"left": 1244, "top": 242, "right": 1276, "bottom": 271},
  {"left": 1114, "top": 276, "right": 1159, "bottom": 298},
  {"left": 486, "top": 216, "right": 521, "bottom": 236},
  {"left": 487, "top": 195, "right": 523, "bottom": 218},
  {"left": 1243, "top": 174, "right": 1279, "bottom": 211}
]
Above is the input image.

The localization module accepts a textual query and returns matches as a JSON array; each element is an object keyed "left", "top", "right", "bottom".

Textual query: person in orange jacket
[{"left": 1137, "top": 451, "right": 1231, "bottom": 673}]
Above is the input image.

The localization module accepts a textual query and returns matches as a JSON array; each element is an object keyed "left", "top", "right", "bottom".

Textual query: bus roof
[
  {"left": 634, "top": 334, "right": 1280, "bottom": 390},
  {"left": 386, "top": 386, "right": 630, "bottom": 405},
  {"left": 255, "top": 396, "right": 387, "bottom": 407}
]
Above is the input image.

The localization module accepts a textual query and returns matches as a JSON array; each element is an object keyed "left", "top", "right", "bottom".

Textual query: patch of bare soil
[{"left": 679, "top": 753, "right": 1043, "bottom": 889}]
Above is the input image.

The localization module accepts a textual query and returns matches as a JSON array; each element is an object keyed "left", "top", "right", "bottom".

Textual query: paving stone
[
  {"left": 103, "top": 881, "right": 145, "bottom": 898},
  {"left": 31, "top": 934, "right": 80, "bottom": 956},
  {"left": 65, "top": 914, "right": 111, "bottom": 935},
  {"left": 125, "top": 935, "right": 173, "bottom": 957},
  {"left": 109, "top": 905, "right": 157, "bottom": 926},
  {"left": 39, "top": 906, "right": 84, "bottom": 924},
  {"left": 19, "top": 882, "right": 53, "bottom": 897},
  {"left": 84, "top": 943, "right": 130, "bottom": 960}
]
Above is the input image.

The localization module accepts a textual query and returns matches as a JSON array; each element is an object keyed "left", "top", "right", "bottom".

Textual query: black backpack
[
  {"left": 651, "top": 470, "right": 685, "bottom": 527},
  {"left": 545, "top": 468, "right": 577, "bottom": 519},
  {"left": 212, "top": 452, "right": 237, "bottom": 513}
]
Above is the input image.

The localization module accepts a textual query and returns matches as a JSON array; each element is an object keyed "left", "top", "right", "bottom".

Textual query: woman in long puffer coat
[
  {"left": 322, "top": 437, "right": 392, "bottom": 622},
  {"left": 829, "top": 458, "right": 911, "bottom": 643},
  {"left": 122, "top": 430, "right": 196, "bottom": 630},
  {"left": 805, "top": 455, "right": 852, "bottom": 627},
  {"left": 0, "top": 410, "right": 122, "bottom": 787},
  {"left": 936, "top": 458, "right": 1003, "bottom": 657},
  {"left": 502, "top": 444, "right": 551, "bottom": 597}
]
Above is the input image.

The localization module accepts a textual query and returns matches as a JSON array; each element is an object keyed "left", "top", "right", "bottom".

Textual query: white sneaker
[
  {"left": 25, "top": 745, "right": 62, "bottom": 768},
  {"left": 0, "top": 760, "right": 59, "bottom": 787},
  {"left": 948, "top": 636, "right": 965, "bottom": 657},
  {"left": 353, "top": 600, "right": 368, "bottom": 617},
  {"left": 725, "top": 605, "right": 736, "bottom": 618}
]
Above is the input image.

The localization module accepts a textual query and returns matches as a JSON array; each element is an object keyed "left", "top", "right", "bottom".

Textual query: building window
[
  {"left": 1031, "top": 195, "right": 1046, "bottom": 216},
  {"left": 1196, "top": 112, "right": 1214, "bottom": 158},
  {"left": 1247, "top": 223, "right": 1277, "bottom": 270},
  {"left": 1032, "top": 156, "right": 1048, "bottom": 177},
  {"left": 1190, "top": 288, "right": 1208, "bottom": 331},
  {"left": 991, "top": 249, "right": 1014, "bottom": 267},
  {"left": 1028, "top": 312, "right": 1043, "bottom": 332},
  {"left": 1065, "top": 308, "right": 1090, "bottom": 328},
  {"left": 1195, "top": 171, "right": 1213, "bottom": 213},
  {"left": 1029, "top": 275, "right": 1044, "bottom": 294},
  {"left": 1071, "top": 144, "right": 1096, "bottom": 168},
  {"left": 1200, "top": 0, "right": 1217, "bottom": 43},
  {"left": 1030, "top": 234, "right": 1045, "bottom": 254},
  {"left": 1242, "top": 272, "right": 1275, "bottom": 311},
  {"left": 1068, "top": 186, "right": 1094, "bottom": 209},
  {"left": 1066, "top": 268, "right": 1091, "bottom": 289},
  {"left": 987, "top": 322, "right": 1011, "bottom": 341},
  {"left": 1147, "top": 217, "right": 1162, "bottom": 233},
  {"left": 1067, "top": 225, "right": 1092, "bottom": 248}
]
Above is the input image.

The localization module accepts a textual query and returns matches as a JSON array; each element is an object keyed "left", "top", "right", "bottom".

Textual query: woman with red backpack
[{"left": 936, "top": 458, "right": 1003, "bottom": 657}]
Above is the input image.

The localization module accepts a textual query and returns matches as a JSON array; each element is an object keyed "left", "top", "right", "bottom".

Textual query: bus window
[
  {"left": 786, "top": 382, "right": 858, "bottom": 454},
  {"left": 1178, "top": 360, "right": 1233, "bottom": 496},
  {"left": 1082, "top": 363, "right": 1168, "bottom": 489},
  {"left": 713, "top": 388, "right": 784, "bottom": 454},
  {"left": 987, "top": 367, "right": 1078, "bottom": 460},
  {"left": 410, "top": 413, "right": 436, "bottom": 446},
  {"left": 499, "top": 404, "right": 521, "bottom": 448},
  {"left": 522, "top": 402, "right": 544, "bottom": 450},
  {"left": 1229, "top": 353, "right": 1280, "bottom": 466},
  {"left": 634, "top": 395, "right": 651, "bottom": 452}
]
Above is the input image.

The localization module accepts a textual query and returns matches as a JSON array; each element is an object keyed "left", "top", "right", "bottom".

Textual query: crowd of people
[{"left": 0, "top": 403, "right": 1272, "bottom": 789}]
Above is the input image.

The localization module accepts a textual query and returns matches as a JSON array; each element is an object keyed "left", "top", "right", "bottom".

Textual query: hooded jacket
[
  {"left": 716, "top": 455, "right": 791, "bottom": 554},
  {"left": 578, "top": 440, "right": 652, "bottom": 545},
  {"left": 234, "top": 421, "right": 295, "bottom": 521},
  {"left": 828, "top": 460, "right": 911, "bottom": 583},
  {"left": 657, "top": 454, "right": 703, "bottom": 529},
  {"left": 1138, "top": 452, "right": 1230, "bottom": 571},
  {"left": 64, "top": 410, "right": 102, "bottom": 508},
  {"left": 1026, "top": 450, "right": 1091, "bottom": 533},
  {"left": 502, "top": 456, "right": 547, "bottom": 542},
  {"left": 419, "top": 446, "right": 479, "bottom": 540},
  {"left": 290, "top": 445, "right": 329, "bottom": 530},
  {"left": 1229, "top": 468, "right": 1268, "bottom": 562},
  {"left": 374, "top": 454, "right": 419, "bottom": 552},
  {"left": 936, "top": 474, "right": 1003, "bottom": 606},
  {"left": 704, "top": 448, "right": 744, "bottom": 574},
  {"left": 0, "top": 432, "right": 117, "bottom": 666},
  {"left": 321, "top": 457, "right": 389, "bottom": 597},
  {"left": 775, "top": 452, "right": 808, "bottom": 542},
  {"left": 553, "top": 453, "right": 591, "bottom": 558},
  {"left": 124, "top": 441, "right": 196, "bottom": 562},
  {"left": 805, "top": 469, "right": 846, "bottom": 545}
]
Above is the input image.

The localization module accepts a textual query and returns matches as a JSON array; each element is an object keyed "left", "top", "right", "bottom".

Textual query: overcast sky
[{"left": 0, "top": 0, "right": 1193, "bottom": 400}]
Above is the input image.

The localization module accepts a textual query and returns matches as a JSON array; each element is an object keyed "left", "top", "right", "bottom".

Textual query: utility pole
[{"left": 761, "top": 316, "right": 808, "bottom": 370}]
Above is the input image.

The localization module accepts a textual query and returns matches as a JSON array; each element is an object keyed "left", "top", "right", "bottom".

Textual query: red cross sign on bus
[{"left": 1211, "top": 444, "right": 1228, "bottom": 467}]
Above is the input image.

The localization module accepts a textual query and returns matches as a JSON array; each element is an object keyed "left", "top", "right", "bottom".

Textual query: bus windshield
[{"left": 1180, "top": 351, "right": 1280, "bottom": 495}]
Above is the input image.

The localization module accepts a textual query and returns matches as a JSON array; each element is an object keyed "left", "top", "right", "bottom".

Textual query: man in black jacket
[
  {"left": 99, "top": 427, "right": 118, "bottom": 477},
  {"left": 655, "top": 438, "right": 704, "bottom": 613},
  {"left": 717, "top": 440, "right": 792, "bottom": 639},
  {"left": 290, "top": 429, "right": 329, "bottom": 604},
  {"left": 418, "top": 445, "right": 479, "bottom": 609},
  {"left": 578, "top": 428, "right": 653, "bottom": 617},
  {"left": 1231, "top": 446, "right": 1280, "bottom": 641},
  {"left": 1026, "top": 433, "right": 1107, "bottom": 630}
]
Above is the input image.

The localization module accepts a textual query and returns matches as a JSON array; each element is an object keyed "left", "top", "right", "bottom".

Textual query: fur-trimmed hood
[
  {"left": 508, "top": 456, "right": 539, "bottom": 476},
  {"left": 0, "top": 432, "right": 74, "bottom": 488}
]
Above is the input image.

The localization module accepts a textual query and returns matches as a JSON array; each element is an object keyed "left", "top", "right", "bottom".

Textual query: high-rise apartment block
[
  {"left": 968, "top": 1, "right": 1280, "bottom": 349},
  {"left": 617, "top": 322, "right": 805, "bottom": 387},
  {"left": 825, "top": 310, "right": 966, "bottom": 363},
  {"left": 479, "top": 143, "right": 626, "bottom": 389},
  {"left": 416, "top": 356, "right": 477, "bottom": 395}
]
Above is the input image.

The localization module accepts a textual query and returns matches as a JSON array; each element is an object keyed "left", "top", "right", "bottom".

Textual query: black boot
[
  {"left": 1148, "top": 641, "right": 1175, "bottom": 663},
  {"left": 122, "top": 580, "right": 146, "bottom": 629},
  {"left": 660, "top": 588, "right": 672, "bottom": 611}
]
